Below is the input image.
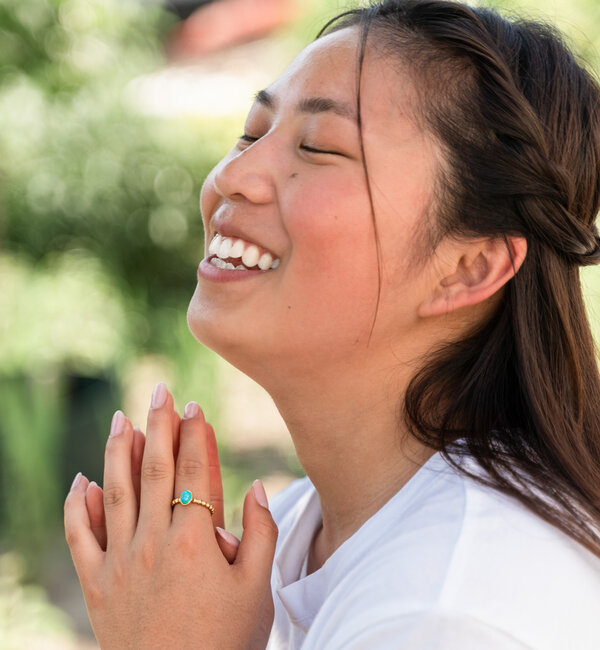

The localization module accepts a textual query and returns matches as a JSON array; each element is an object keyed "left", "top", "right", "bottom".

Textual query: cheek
[
  {"left": 283, "top": 171, "right": 374, "bottom": 264},
  {"left": 281, "top": 176, "right": 380, "bottom": 316},
  {"left": 368, "top": 158, "right": 435, "bottom": 277}
]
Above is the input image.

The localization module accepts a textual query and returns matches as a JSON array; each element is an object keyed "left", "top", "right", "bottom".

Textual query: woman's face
[{"left": 187, "top": 27, "right": 441, "bottom": 381}]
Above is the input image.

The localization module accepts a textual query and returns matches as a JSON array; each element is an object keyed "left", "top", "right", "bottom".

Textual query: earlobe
[{"left": 418, "top": 236, "right": 527, "bottom": 318}]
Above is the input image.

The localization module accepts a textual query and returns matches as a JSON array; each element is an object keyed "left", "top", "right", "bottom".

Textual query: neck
[{"left": 266, "top": 358, "right": 436, "bottom": 571}]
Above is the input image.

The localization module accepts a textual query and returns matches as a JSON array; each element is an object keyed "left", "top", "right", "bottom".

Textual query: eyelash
[{"left": 238, "top": 134, "right": 336, "bottom": 156}]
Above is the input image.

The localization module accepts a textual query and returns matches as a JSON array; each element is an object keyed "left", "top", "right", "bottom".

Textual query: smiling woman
[
  {"left": 188, "top": 26, "right": 440, "bottom": 381},
  {"left": 65, "top": 1, "right": 600, "bottom": 648}
]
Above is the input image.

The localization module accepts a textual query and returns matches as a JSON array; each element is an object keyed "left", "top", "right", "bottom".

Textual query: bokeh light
[{"left": 0, "top": 0, "right": 598, "bottom": 646}]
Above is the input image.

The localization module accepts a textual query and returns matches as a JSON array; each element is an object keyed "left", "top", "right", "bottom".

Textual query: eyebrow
[{"left": 255, "top": 89, "right": 356, "bottom": 122}]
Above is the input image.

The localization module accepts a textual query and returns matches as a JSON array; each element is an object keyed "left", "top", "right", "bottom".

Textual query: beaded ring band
[{"left": 171, "top": 489, "right": 215, "bottom": 516}]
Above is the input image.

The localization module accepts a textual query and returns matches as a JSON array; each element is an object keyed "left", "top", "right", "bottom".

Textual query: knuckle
[
  {"left": 141, "top": 458, "right": 171, "bottom": 482},
  {"left": 65, "top": 526, "right": 82, "bottom": 549},
  {"left": 84, "top": 581, "right": 105, "bottom": 611},
  {"left": 103, "top": 484, "right": 128, "bottom": 509},
  {"left": 109, "top": 556, "right": 128, "bottom": 586},
  {"left": 173, "top": 529, "right": 200, "bottom": 557},
  {"left": 135, "top": 540, "right": 157, "bottom": 571},
  {"left": 176, "top": 458, "right": 206, "bottom": 479},
  {"left": 255, "top": 517, "right": 278, "bottom": 542}
]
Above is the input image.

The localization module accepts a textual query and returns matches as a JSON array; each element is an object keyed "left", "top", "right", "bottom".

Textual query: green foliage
[
  {"left": 0, "top": 0, "right": 229, "bottom": 574},
  {"left": 0, "top": 375, "right": 66, "bottom": 570},
  {"left": 0, "top": 0, "right": 169, "bottom": 93},
  {"left": 0, "top": 552, "right": 76, "bottom": 649},
  {"left": 0, "top": 252, "right": 127, "bottom": 375},
  {"left": 480, "top": 0, "right": 600, "bottom": 68},
  {"left": 0, "top": 0, "right": 231, "bottom": 369}
]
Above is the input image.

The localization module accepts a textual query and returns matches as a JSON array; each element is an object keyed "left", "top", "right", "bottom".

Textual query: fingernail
[
  {"left": 151, "top": 382, "right": 167, "bottom": 409},
  {"left": 70, "top": 472, "right": 82, "bottom": 491},
  {"left": 183, "top": 401, "right": 200, "bottom": 419},
  {"left": 216, "top": 526, "right": 240, "bottom": 547},
  {"left": 110, "top": 410, "right": 125, "bottom": 437},
  {"left": 252, "top": 479, "right": 268, "bottom": 509}
]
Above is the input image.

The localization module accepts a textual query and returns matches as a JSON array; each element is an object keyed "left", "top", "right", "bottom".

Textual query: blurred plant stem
[{"left": 0, "top": 375, "right": 66, "bottom": 577}]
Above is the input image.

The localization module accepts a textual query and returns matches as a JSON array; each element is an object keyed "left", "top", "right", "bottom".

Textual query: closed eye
[
  {"left": 238, "top": 134, "right": 341, "bottom": 156},
  {"left": 301, "top": 144, "right": 340, "bottom": 155}
]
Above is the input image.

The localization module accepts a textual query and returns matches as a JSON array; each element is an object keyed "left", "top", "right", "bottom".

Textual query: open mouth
[{"left": 208, "top": 233, "right": 280, "bottom": 271}]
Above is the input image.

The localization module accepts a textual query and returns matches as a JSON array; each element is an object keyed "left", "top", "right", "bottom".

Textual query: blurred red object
[{"left": 167, "top": 0, "right": 299, "bottom": 59}]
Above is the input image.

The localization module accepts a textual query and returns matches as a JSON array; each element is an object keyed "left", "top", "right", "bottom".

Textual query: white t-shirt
[{"left": 266, "top": 450, "right": 600, "bottom": 649}]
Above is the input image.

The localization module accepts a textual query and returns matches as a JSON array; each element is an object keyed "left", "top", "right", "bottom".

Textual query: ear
[{"left": 418, "top": 236, "right": 527, "bottom": 318}]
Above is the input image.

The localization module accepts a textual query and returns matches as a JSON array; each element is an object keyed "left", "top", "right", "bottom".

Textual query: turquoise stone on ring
[{"left": 180, "top": 490, "right": 193, "bottom": 505}]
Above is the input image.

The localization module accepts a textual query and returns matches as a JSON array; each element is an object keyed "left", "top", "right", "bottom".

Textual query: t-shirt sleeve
[{"left": 306, "top": 609, "right": 533, "bottom": 650}]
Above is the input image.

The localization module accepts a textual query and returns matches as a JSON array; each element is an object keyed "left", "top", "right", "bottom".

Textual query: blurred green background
[{"left": 0, "top": 0, "right": 598, "bottom": 647}]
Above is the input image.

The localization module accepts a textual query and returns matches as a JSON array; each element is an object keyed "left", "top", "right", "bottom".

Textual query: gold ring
[{"left": 171, "top": 489, "right": 214, "bottom": 516}]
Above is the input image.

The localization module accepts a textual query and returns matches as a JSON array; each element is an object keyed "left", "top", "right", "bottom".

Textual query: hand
[
  {"left": 64, "top": 383, "right": 278, "bottom": 649},
  {"left": 83, "top": 411, "right": 228, "bottom": 557}
]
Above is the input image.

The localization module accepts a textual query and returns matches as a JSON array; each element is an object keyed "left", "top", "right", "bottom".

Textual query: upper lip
[{"left": 208, "top": 216, "right": 277, "bottom": 257}]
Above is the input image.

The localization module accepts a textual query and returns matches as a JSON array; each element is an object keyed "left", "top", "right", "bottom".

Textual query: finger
[
  {"left": 207, "top": 423, "right": 225, "bottom": 529},
  {"left": 234, "top": 481, "right": 278, "bottom": 585},
  {"left": 86, "top": 481, "right": 107, "bottom": 551},
  {"left": 172, "top": 401, "right": 213, "bottom": 530},
  {"left": 136, "top": 382, "right": 176, "bottom": 537},
  {"left": 172, "top": 409, "right": 181, "bottom": 458},
  {"left": 215, "top": 526, "right": 240, "bottom": 564},
  {"left": 131, "top": 426, "right": 146, "bottom": 509},
  {"left": 103, "top": 411, "right": 137, "bottom": 552},
  {"left": 65, "top": 473, "right": 104, "bottom": 585}
]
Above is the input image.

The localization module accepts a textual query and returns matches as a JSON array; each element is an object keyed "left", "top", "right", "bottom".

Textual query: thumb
[
  {"left": 215, "top": 526, "right": 240, "bottom": 564},
  {"left": 234, "top": 480, "right": 278, "bottom": 579}
]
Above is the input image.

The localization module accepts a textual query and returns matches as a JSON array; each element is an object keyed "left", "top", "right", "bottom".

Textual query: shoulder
[
  {"left": 305, "top": 455, "right": 600, "bottom": 649},
  {"left": 436, "top": 469, "right": 600, "bottom": 647},
  {"left": 307, "top": 608, "right": 535, "bottom": 649}
]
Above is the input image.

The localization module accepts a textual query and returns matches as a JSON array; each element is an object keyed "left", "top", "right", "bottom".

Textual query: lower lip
[{"left": 197, "top": 258, "right": 269, "bottom": 283}]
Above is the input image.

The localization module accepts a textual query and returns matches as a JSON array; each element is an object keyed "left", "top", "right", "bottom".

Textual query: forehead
[
  {"left": 269, "top": 28, "right": 361, "bottom": 100},
  {"left": 265, "top": 27, "right": 422, "bottom": 140}
]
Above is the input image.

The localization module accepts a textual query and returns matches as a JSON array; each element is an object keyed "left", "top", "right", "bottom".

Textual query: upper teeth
[{"left": 208, "top": 233, "right": 280, "bottom": 271}]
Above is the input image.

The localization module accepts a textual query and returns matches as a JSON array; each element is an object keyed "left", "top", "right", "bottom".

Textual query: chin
[
  {"left": 186, "top": 293, "right": 271, "bottom": 384},
  {"left": 187, "top": 294, "right": 231, "bottom": 354}
]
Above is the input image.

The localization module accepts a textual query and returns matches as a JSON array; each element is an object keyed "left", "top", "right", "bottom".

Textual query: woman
[{"left": 64, "top": 1, "right": 600, "bottom": 647}]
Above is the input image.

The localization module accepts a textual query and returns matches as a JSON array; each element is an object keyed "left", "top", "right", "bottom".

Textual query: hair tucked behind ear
[{"left": 320, "top": 0, "right": 600, "bottom": 557}]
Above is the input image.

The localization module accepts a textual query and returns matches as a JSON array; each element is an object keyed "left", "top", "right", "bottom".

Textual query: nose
[{"left": 212, "top": 144, "right": 276, "bottom": 205}]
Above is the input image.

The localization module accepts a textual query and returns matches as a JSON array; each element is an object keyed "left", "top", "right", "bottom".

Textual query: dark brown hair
[{"left": 320, "top": 1, "right": 600, "bottom": 557}]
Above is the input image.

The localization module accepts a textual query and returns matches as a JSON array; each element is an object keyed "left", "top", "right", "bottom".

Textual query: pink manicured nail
[
  {"left": 216, "top": 526, "right": 240, "bottom": 547},
  {"left": 110, "top": 410, "right": 125, "bottom": 437},
  {"left": 183, "top": 401, "right": 200, "bottom": 419},
  {"left": 151, "top": 382, "right": 167, "bottom": 409},
  {"left": 252, "top": 479, "right": 269, "bottom": 508},
  {"left": 70, "top": 472, "right": 82, "bottom": 491}
]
